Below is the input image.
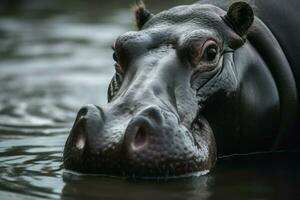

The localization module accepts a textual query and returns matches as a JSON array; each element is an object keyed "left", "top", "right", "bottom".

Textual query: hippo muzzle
[
  {"left": 63, "top": 2, "right": 259, "bottom": 177},
  {"left": 64, "top": 102, "right": 214, "bottom": 176}
]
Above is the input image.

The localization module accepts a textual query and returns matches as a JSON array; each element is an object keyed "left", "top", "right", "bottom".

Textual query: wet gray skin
[
  {"left": 63, "top": 2, "right": 254, "bottom": 177},
  {"left": 63, "top": 2, "right": 256, "bottom": 177}
]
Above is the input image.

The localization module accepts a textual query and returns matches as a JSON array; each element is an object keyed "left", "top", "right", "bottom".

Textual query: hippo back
[
  {"left": 253, "top": 0, "right": 300, "bottom": 98},
  {"left": 246, "top": 0, "right": 300, "bottom": 149},
  {"left": 250, "top": 0, "right": 300, "bottom": 150}
]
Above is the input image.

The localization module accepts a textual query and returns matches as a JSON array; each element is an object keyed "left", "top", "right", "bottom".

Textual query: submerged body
[{"left": 63, "top": 0, "right": 299, "bottom": 177}]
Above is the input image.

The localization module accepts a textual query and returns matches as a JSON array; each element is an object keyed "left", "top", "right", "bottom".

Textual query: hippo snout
[{"left": 63, "top": 103, "right": 216, "bottom": 177}]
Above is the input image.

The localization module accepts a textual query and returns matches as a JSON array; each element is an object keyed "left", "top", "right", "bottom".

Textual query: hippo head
[{"left": 63, "top": 1, "right": 254, "bottom": 177}]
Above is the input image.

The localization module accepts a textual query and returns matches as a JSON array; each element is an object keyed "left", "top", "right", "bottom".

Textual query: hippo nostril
[
  {"left": 77, "top": 107, "right": 88, "bottom": 118},
  {"left": 72, "top": 116, "right": 88, "bottom": 151},
  {"left": 76, "top": 130, "right": 86, "bottom": 150},
  {"left": 132, "top": 127, "right": 148, "bottom": 150}
]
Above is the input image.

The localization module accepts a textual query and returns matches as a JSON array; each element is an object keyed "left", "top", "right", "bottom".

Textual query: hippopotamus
[{"left": 63, "top": 0, "right": 300, "bottom": 177}]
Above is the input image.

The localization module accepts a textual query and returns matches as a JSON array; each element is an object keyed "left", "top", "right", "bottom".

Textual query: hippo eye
[
  {"left": 190, "top": 40, "right": 221, "bottom": 72},
  {"left": 205, "top": 46, "right": 218, "bottom": 61},
  {"left": 112, "top": 47, "right": 124, "bottom": 75},
  {"left": 108, "top": 47, "right": 123, "bottom": 102},
  {"left": 203, "top": 43, "right": 219, "bottom": 62},
  {"left": 113, "top": 52, "right": 118, "bottom": 62},
  {"left": 112, "top": 45, "right": 120, "bottom": 63}
]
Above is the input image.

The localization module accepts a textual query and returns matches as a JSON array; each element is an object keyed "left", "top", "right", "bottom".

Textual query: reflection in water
[
  {"left": 61, "top": 153, "right": 300, "bottom": 200},
  {"left": 61, "top": 173, "right": 212, "bottom": 200},
  {"left": 0, "top": 0, "right": 299, "bottom": 199}
]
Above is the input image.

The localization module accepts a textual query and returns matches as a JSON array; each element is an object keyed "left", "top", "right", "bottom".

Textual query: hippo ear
[
  {"left": 224, "top": 1, "right": 254, "bottom": 36},
  {"left": 133, "top": 0, "right": 154, "bottom": 30}
]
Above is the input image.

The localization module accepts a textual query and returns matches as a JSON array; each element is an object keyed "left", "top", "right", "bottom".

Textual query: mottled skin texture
[{"left": 63, "top": 0, "right": 299, "bottom": 177}]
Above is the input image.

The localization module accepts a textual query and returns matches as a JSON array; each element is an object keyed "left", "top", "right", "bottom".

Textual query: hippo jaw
[{"left": 63, "top": 2, "right": 254, "bottom": 177}]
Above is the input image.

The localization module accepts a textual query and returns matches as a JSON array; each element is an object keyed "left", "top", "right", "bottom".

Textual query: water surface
[{"left": 0, "top": 1, "right": 299, "bottom": 199}]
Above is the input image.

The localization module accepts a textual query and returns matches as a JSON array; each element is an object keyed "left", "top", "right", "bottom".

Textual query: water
[{"left": 0, "top": 1, "right": 299, "bottom": 199}]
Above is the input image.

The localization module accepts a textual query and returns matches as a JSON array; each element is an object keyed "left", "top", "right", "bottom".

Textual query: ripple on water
[
  {"left": 0, "top": 129, "right": 67, "bottom": 199},
  {"left": 0, "top": 3, "right": 132, "bottom": 198}
]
